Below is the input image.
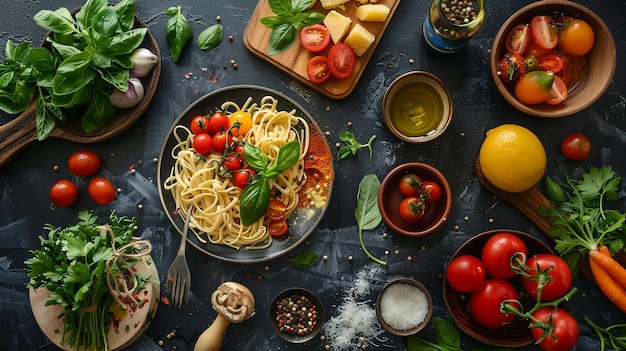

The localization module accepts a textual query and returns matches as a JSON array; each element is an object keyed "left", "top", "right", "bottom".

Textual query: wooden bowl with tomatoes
[
  {"left": 378, "top": 162, "right": 451, "bottom": 237},
  {"left": 490, "top": 0, "right": 615, "bottom": 117}
]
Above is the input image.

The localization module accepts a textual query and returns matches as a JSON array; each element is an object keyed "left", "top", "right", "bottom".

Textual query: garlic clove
[
  {"left": 110, "top": 77, "right": 145, "bottom": 108},
  {"left": 130, "top": 48, "right": 158, "bottom": 78}
]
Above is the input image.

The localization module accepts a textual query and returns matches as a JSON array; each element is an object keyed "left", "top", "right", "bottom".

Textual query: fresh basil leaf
[
  {"left": 355, "top": 174, "right": 382, "bottom": 231},
  {"left": 244, "top": 143, "right": 270, "bottom": 171},
  {"left": 50, "top": 42, "right": 82, "bottom": 60},
  {"left": 339, "top": 130, "right": 359, "bottom": 145},
  {"left": 91, "top": 7, "right": 118, "bottom": 37},
  {"left": 267, "top": 0, "right": 292, "bottom": 17},
  {"left": 81, "top": 87, "right": 116, "bottom": 132},
  {"left": 76, "top": 0, "right": 107, "bottom": 29},
  {"left": 36, "top": 95, "right": 59, "bottom": 141},
  {"left": 33, "top": 8, "right": 76, "bottom": 35},
  {"left": 337, "top": 146, "right": 355, "bottom": 160},
  {"left": 301, "top": 11, "right": 325, "bottom": 26},
  {"left": 273, "top": 141, "right": 301, "bottom": 173},
  {"left": 197, "top": 24, "right": 223, "bottom": 51},
  {"left": 268, "top": 22, "right": 297, "bottom": 55},
  {"left": 291, "top": 0, "right": 313, "bottom": 13},
  {"left": 240, "top": 177, "right": 271, "bottom": 227},
  {"left": 113, "top": 0, "right": 136, "bottom": 31},
  {"left": 98, "top": 64, "right": 129, "bottom": 91},
  {"left": 260, "top": 15, "right": 288, "bottom": 29},
  {"left": 107, "top": 28, "right": 147, "bottom": 55},
  {"left": 30, "top": 47, "right": 56, "bottom": 76},
  {"left": 51, "top": 86, "right": 90, "bottom": 108},
  {"left": 165, "top": 6, "right": 192, "bottom": 63},
  {"left": 407, "top": 338, "right": 440, "bottom": 351},
  {"left": 53, "top": 52, "right": 95, "bottom": 95},
  {"left": 433, "top": 317, "right": 463, "bottom": 351},
  {"left": 285, "top": 251, "right": 319, "bottom": 267}
]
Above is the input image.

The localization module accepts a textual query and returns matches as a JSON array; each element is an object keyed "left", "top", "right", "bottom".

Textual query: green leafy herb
[
  {"left": 408, "top": 318, "right": 512, "bottom": 351},
  {"left": 539, "top": 166, "right": 625, "bottom": 274},
  {"left": 585, "top": 317, "right": 626, "bottom": 351},
  {"left": 355, "top": 174, "right": 385, "bottom": 265},
  {"left": 165, "top": 6, "right": 192, "bottom": 62},
  {"left": 0, "top": 41, "right": 37, "bottom": 114},
  {"left": 197, "top": 24, "right": 223, "bottom": 51},
  {"left": 240, "top": 141, "right": 301, "bottom": 226},
  {"left": 260, "top": 0, "right": 324, "bottom": 55},
  {"left": 337, "top": 131, "right": 376, "bottom": 160},
  {"left": 285, "top": 251, "right": 319, "bottom": 267}
]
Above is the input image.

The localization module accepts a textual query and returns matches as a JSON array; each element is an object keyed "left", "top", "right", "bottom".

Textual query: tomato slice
[
  {"left": 265, "top": 198, "right": 286, "bottom": 221},
  {"left": 327, "top": 43, "right": 356, "bottom": 80},
  {"left": 268, "top": 220, "right": 288, "bottom": 238},
  {"left": 300, "top": 24, "right": 331, "bottom": 53},
  {"left": 505, "top": 24, "right": 530, "bottom": 55},
  {"left": 306, "top": 56, "right": 332, "bottom": 84},
  {"left": 544, "top": 75, "right": 568, "bottom": 105},
  {"left": 537, "top": 53, "right": 563, "bottom": 74},
  {"left": 530, "top": 15, "right": 558, "bottom": 50}
]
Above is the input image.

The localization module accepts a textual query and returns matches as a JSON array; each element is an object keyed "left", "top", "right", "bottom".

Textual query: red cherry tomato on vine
[
  {"left": 327, "top": 43, "right": 356, "bottom": 80},
  {"left": 190, "top": 115, "right": 210, "bottom": 135},
  {"left": 469, "top": 279, "right": 521, "bottom": 328},
  {"left": 481, "top": 232, "right": 528, "bottom": 279},
  {"left": 268, "top": 220, "right": 288, "bottom": 238},
  {"left": 223, "top": 153, "right": 242, "bottom": 171},
  {"left": 209, "top": 111, "right": 229, "bottom": 134},
  {"left": 50, "top": 180, "right": 78, "bottom": 207},
  {"left": 233, "top": 168, "right": 256, "bottom": 189},
  {"left": 398, "top": 174, "right": 422, "bottom": 197},
  {"left": 398, "top": 196, "right": 426, "bottom": 224},
  {"left": 300, "top": 24, "right": 331, "bottom": 53},
  {"left": 419, "top": 181, "right": 442, "bottom": 203},
  {"left": 88, "top": 177, "right": 116, "bottom": 205},
  {"left": 521, "top": 254, "right": 572, "bottom": 302},
  {"left": 193, "top": 133, "right": 213, "bottom": 155},
  {"left": 446, "top": 255, "right": 486, "bottom": 292},
  {"left": 530, "top": 307, "right": 579, "bottom": 351},
  {"left": 306, "top": 56, "right": 332, "bottom": 84},
  {"left": 212, "top": 130, "right": 232, "bottom": 153},
  {"left": 561, "top": 133, "right": 591, "bottom": 161},
  {"left": 68, "top": 150, "right": 101, "bottom": 177}
]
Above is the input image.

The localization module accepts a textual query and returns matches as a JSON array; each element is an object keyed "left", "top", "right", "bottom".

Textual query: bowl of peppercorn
[
  {"left": 270, "top": 288, "right": 324, "bottom": 343},
  {"left": 490, "top": 0, "right": 615, "bottom": 117}
]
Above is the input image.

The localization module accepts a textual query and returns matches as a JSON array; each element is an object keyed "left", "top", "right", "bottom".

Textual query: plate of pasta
[{"left": 157, "top": 85, "right": 334, "bottom": 263}]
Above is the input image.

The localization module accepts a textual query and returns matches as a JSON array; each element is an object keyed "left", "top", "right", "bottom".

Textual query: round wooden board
[{"left": 29, "top": 257, "right": 159, "bottom": 351}]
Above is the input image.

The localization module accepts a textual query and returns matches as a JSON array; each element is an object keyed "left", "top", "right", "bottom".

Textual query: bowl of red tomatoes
[
  {"left": 378, "top": 162, "right": 452, "bottom": 237},
  {"left": 490, "top": 0, "right": 615, "bottom": 117},
  {"left": 443, "top": 230, "right": 575, "bottom": 347}
]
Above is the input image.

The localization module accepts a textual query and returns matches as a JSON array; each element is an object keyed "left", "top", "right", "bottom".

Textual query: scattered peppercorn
[{"left": 273, "top": 294, "right": 320, "bottom": 337}]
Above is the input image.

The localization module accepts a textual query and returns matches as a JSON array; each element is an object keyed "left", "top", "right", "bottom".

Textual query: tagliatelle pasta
[{"left": 164, "top": 96, "right": 309, "bottom": 250}]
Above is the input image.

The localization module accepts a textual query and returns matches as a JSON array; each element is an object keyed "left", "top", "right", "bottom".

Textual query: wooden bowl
[
  {"left": 269, "top": 288, "right": 324, "bottom": 343},
  {"left": 376, "top": 278, "right": 433, "bottom": 336},
  {"left": 378, "top": 162, "right": 452, "bottom": 237},
  {"left": 443, "top": 230, "right": 555, "bottom": 347},
  {"left": 490, "top": 0, "right": 615, "bottom": 117}
]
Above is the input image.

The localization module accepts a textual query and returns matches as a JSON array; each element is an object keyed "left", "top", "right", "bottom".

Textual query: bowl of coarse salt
[{"left": 376, "top": 278, "right": 433, "bottom": 336}]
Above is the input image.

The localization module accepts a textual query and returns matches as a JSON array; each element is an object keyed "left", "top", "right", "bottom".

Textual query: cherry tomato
[
  {"left": 521, "top": 254, "right": 572, "bottom": 302},
  {"left": 446, "top": 255, "right": 486, "bottom": 293},
  {"left": 327, "top": 43, "right": 356, "bottom": 80},
  {"left": 229, "top": 110, "right": 253, "bottom": 137},
  {"left": 398, "top": 173, "right": 422, "bottom": 197},
  {"left": 561, "top": 133, "right": 591, "bottom": 161},
  {"left": 88, "top": 177, "right": 116, "bottom": 205},
  {"left": 497, "top": 53, "right": 527, "bottom": 83},
  {"left": 530, "top": 15, "right": 558, "bottom": 50},
  {"left": 525, "top": 41, "right": 553, "bottom": 58},
  {"left": 233, "top": 143, "right": 245, "bottom": 155},
  {"left": 190, "top": 115, "right": 210, "bottom": 135},
  {"left": 268, "top": 220, "right": 289, "bottom": 238},
  {"left": 557, "top": 17, "right": 594, "bottom": 56},
  {"left": 212, "top": 130, "right": 232, "bottom": 153},
  {"left": 193, "top": 133, "right": 213, "bottom": 154},
  {"left": 531, "top": 308, "right": 579, "bottom": 351},
  {"left": 209, "top": 111, "right": 230, "bottom": 134},
  {"left": 469, "top": 279, "right": 521, "bottom": 329},
  {"left": 537, "top": 53, "right": 563, "bottom": 74},
  {"left": 300, "top": 24, "right": 331, "bottom": 53},
  {"left": 544, "top": 75, "right": 568, "bottom": 105},
  {"left": 68, "top": 150, "right": 101, "bottom": 177},
  {"left": 233, "top": 168, "right": 256, "bottom": 189},
  {"left": 505, "top": 24, "right": 530, "bottom": 55},
  {"left": 265, "top": 198, "right": 287, "bottom": 221},
  {"left": 481, "top": 232, "right": 528, "bottom": 279},
  {"left": 514, "top": 70, "right": 554, "bottom": 105},
  {"left": 223, "top": 153, "right": 242, "bottom": 171},
  {"left": 525, "top": 55, "right": 540, "bottom": 71},
  {"left": 419, "top": 181, "right": 442, "bottom": 203},
  {"left": 306, "top": 56, "right": 332, "bottom": 84},
  {"left": 398, "top": 196, "right": 426, "bottom": 224},
  {"left": 49, "top": 180, "right": 78, "bottom": 207}
]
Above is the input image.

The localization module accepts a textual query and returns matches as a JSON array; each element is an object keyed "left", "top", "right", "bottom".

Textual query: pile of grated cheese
[{"left": 379, "top": 283, "right": 428, "bottom": 331}]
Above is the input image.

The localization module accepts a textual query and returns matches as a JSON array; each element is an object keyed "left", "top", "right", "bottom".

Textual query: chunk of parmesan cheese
[
  {"left": 344, "top": 23, "right": 375, "bottom": 56},
  {"left": 354, "top": 4, "right": 390, "bottom": 22},
  {"left": 323, "top": 10, "right": 352, "bottom": 44},
  {"left": 320, "top": 0, "right": 350, "bottom": 9}
]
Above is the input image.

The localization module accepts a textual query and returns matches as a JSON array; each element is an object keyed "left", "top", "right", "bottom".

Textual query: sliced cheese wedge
[
  {"left": 344, "top": 23, "right": 375, "bottom": 56},
  {"left": 354, "top": 4, "right": 390, "bottom": 22},
  {"left": 323, "top": 10, "right": 352, "bottom": 44},
  {"left": 320, "top": 0, "right": 350, "bottom": 9}
]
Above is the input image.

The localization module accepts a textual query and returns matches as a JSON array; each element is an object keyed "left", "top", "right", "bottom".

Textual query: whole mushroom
[{"left": 194, "top": 282, "right": 255, "bottom": 351}]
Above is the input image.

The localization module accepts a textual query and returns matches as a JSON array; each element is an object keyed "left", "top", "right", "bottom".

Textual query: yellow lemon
[{"left": 478, "top": 124, "right": 546, "bottom": 193}]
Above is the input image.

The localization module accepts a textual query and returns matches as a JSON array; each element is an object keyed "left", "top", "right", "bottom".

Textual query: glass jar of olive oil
[{"left": 422, "top": 0, "right": 485, "bottom": 53}]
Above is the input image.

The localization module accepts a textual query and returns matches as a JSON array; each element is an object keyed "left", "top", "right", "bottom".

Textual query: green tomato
[{"left": 525, "top": 55, "right": 540, "bottom": 71}]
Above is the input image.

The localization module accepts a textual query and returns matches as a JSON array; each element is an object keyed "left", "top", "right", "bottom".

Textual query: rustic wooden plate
[
  {"left": 0, "top": 16, "right": 161, "bottom": 168},
  {"left": 244, "top": 0, "right": 400, "bottom": 100}
]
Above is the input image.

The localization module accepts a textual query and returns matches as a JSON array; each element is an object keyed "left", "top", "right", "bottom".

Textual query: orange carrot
[
  {"left": 599, "top": 245, "right": 612, "bottom": 257},
  {"left": 589, "top": 249, "right": 626, "bottom": 290},
  {"left": 589, "top": 253, "right": 626, "bottom": 312}
]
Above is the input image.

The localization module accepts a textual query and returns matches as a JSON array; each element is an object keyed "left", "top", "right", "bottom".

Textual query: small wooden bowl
[
  {"left": 490, "top": 0, "right": 615, "bottom": 117},
  {"left": 443, "top": 229, "right": 555, "bottom": 347},
  {"left": 376, "top": 278, "right": 433, "bottom": 336},
  {"left": 378, "top": 162, "right": 452, "bottom": 237},
  {"left": 269, "top": 288, "right": 324, "bottom": 343}
]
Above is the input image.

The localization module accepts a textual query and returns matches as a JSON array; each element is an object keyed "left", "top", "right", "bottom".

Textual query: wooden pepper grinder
[{"left": 194, "top": 282, "right": 255, "bottom": 351}]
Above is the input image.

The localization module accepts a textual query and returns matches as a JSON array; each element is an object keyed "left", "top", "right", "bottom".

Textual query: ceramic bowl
[
  {"left": 490, "top": 0, "right": 615, "bottom": 117},
  {"left": 383, "top": 71, "right": 453, "bottom": 143},
  {"left": 378, "top": 162, "right": 452, "bottom": 237},
  {"left": 269, "top": 288, "right": 324, "bottom": 343},
  {"left": 376, "top": 278, "right": 433, "bottom": 336},
  {"left": 443, "top": 229, "right": 555, "bottom": 347}
]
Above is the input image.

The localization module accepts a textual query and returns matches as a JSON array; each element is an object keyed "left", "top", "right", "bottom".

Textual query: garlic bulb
[
  {"left": 130, "top": 48, "right": 158, "bottom": 78},
  {"left": 110, "top": 77, "right": 144, "bottom": 108}
]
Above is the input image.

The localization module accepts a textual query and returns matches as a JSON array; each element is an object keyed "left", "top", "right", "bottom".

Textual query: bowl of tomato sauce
[
  {"left": 378, "top": 162, "right": 452, "bottom": 237},
  {"left": 490, "top": 0, "right": 615, "bottom": 117}
]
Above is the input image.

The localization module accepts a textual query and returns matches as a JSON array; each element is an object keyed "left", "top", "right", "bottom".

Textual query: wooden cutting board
[
  {"left": 29, "top": 257, "right": 159, "bottom": 351},
  {"left": 244, "top": 0, "right": 401, "bottom": 100}
]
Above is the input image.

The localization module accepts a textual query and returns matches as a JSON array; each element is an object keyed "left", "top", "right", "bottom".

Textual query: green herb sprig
[
  {"left": 585, "top": 317, "right": 626, "bottom": 351},
  {"left": 408, "top": 317, "right": 464, "bottom": 351},
  {"left": 260, "top": 0, "right": 324, "bottom": 55},
  {"left": 539, "top": 166, "right": 625, "bottom": 274},
  {"left": 337, "top": 131, "right": 376, "bottom": 160},
  {"left": 355, "top": 174, "right": 386, "bottom": 265},
  {"left": 165, "top": 6, "right": 192, "bottom": 62},
  {"left": 0, "top": 41, "right": 37, "bottom": 114}
]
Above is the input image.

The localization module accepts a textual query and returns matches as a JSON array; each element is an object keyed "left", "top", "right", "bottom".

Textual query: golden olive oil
[{"left": 389, "top": 82, "right": 444, "bottom": 137}]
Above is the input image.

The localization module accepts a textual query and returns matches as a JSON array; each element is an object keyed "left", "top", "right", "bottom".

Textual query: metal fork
[{"left": 166, "top": 205, "right": 192, "bottom": 308}]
